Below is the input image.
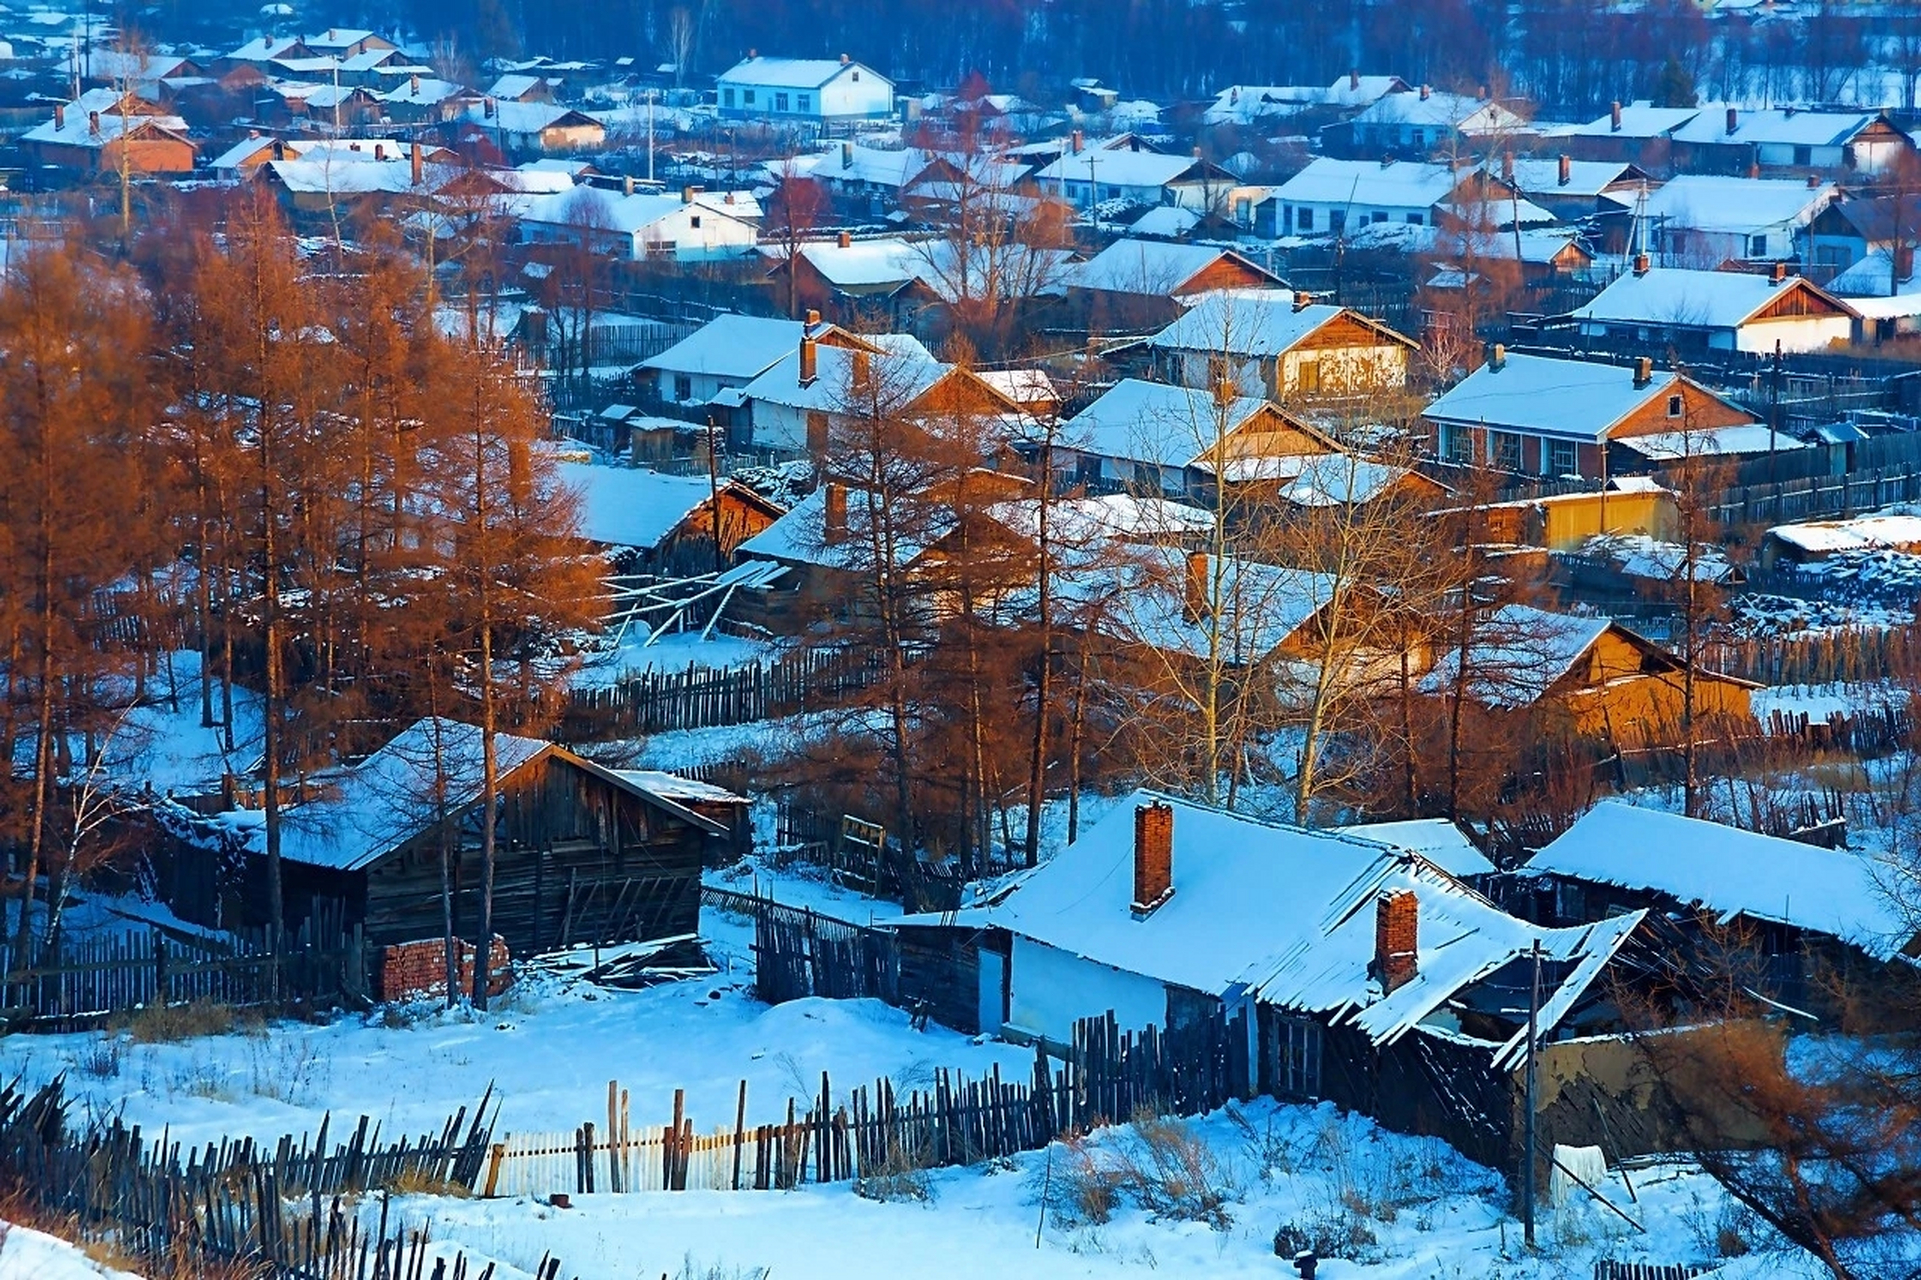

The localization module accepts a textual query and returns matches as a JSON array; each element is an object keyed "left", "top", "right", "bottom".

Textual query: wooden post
[
  {"left": 731, "top": 1080, "right": 748, "bottom": 1191},
  {"left": 607, "top": 1081, "right": 621, "bottom": 1193},
  {"left": 668, "top": 1088, "right": 685, "bottom": 1191},
  {"left": 483, "top": 1143, "right": 506, "bottom": 1198}
]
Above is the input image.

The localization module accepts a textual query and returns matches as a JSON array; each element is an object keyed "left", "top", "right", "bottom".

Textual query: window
[
  {"left": 1447, "top": 425, "right": 1476, "bottom": 464},
  {"left": 1405, "top": 212, "right": 1423, "bottom": 225},
  {"left": 721, "top": 87, "right": 735, "bottom": 108},
  {"left": 1296, "top": 207, "right": 1314, "bottom": 232},
  {"left": 1491, "top": 430, "right": 1522, "bottom": 470},
  {"left": 1268, "top": 1015, "right": 1323, "bottom": 1100},
  {"left": 1549, "top": 439, "right": 1577, "bottom": 475},
  {"left": 851, "top": 70, "right": 860, "bottom": 81},
  {"left": 774, "top": 92, "right": 789, "bottom": 112},
  {"left": 1329, "top": 209, "right": 1346, "bottom": 234},
  {"left": 1748, "top": 233, "right": 1767, "bottom": 258},
  {"left": 673, "top": 374, "right": 692, "bottom": 402},
  {"left": 1667, "top": 393, "right": 1684, "bottom": 418},
  {"left": 797, "top": 93, "right": 811, "bottom": 112},
  {"left": 689, "top": 214, "right": 701, "bottom": 228},
  {"left": 1793, "top": 145, "right": 1812, "bottom": 166},
  {"left": 743, "top": 89, "right": 755, "bottom": 106},
  {"left": 1370, "top": 210, "right": 1388, "bottom": 224},
  {"left": 1234, "top": 197, "right": 1250, "bottom": 225},
  {"left": 1296, "top": 356, "right": 1322, "bottom": 394}
]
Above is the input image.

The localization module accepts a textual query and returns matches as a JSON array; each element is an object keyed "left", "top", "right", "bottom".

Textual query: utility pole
[
  {"left": 706, "top": 414, "right": 724, "bottom": 574},
  {"left": 1769, "top": 337, "right": 1783, "bottom": 486},
  {"left": 1522, "top": 938, "right": 1542, "bottom": 1249},
  {"left": 647, "top": 89, "right": 656, "bottom": 184}
]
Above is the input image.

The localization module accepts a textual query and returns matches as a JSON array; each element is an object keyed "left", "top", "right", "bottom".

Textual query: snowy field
[{"left": 0, "top": 1222, "right": 139, "bottom": 1280}]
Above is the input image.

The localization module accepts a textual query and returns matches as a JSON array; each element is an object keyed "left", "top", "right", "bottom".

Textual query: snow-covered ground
[
  {"left": 0, "top": 1222, "right": 139, "bottom": 1280},
  {"left": 1752, "top": 681, "right": 1908, "bottom": 726}
]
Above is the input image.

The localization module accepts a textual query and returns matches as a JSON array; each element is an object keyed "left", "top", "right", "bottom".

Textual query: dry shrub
[
  {"left": 853, "top": 1139, "right": 936, "bottom": 1204},
  {"left": 1042, "top": 1113, "right": 1236, "bottom": 1230},
  {"left": 115, "top": 1001, "right": 256, "bottom": 1044},
  {"left": 75, "top": 1037, "right": 125, "bottom": 1080},
  {"left": 377, "top": 1167, "right": 471, "bottom": 1198},
  {"left": 1041, "top": 1133, "right": 1122, "bottom": 1226}
]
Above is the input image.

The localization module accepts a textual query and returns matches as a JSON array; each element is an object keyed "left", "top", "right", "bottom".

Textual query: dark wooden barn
[{"left": 224, "top": 718, "right": 727, "bottom": 957}]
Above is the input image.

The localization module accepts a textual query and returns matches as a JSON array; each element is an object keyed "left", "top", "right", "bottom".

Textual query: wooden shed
[{"left": 240, "top": 717, "right": 727, "bottom": 957}]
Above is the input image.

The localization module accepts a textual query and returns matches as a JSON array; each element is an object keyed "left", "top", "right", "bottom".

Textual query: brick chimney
[
  {"left": 1419, "top": 84, "right": 1431, "bottom": 100},
  {"left": 1292, "top": 290, "right": 1312, "bottom": 312},
  {"left": 1633, "top": 356, "right": 1653, "bottom": 388},
  {"left": 1130, "top": 801, "right": 1174, "bottom": 919},
  {"left": 410, "top": 140, "right": 422, "bottom": 186},
  {"left": 840, "top": 52, "right": 851, "bottom": 65},
  {"left": 837, "top": 229, "right": 852, "bottom": 249},
  {"left": 624, "top": 174, "right": 635, "bottom": 196},
  {"left": 1896, "top": 243, "right": 1915, "bottom": 285},
  {"left": 1633, "top": 252, "right": 1651, "bottom": 276},
  {"left": 1489, "top": 342, "right": 1506, "bottom": 371},
  {"left": 1771, "top": 261, "right": 1788, "bottom": 284},
  {"left": 484, "top": 95, "right": 496, "bottom": 118},
  {"left": 1349, "top": 69, "right": 1360, "bottom": 91},
  {"left": 88, "top": 110, "right": 100, "bottom": 137},
  {"left": 1375, "top": 889, "right": 1418, "bottom": 995},
  {"left": 822, "top": 481, "right": 847, "bottom": 544},
  {"left": 1558, "top": 153, "right": 1571, "bottom": 186},
  {"left": 1609, "top": 100, "right": 1622, "bottom": 132},
  {"left": 54, "top": 103, "right": 64, "bottom": 129},
  {"left": 1071, "top": 129, "right": 1084, "bottom": 155},
  {"left": 1725, "top": 106, "right": 1738, "bottom": 136},
  {"left": 1500, "top": 151, "right": 1513, "bottom": 184},
  {"left": 1182, "top": 550, "right": 1209, "bottom": 623},
  {"left": 842, "top": 141, "right": 853, "bottom": 169},
  {"left": 374, "top": 143, "right": 385, "bottom": 161},
  {"left": 799, "top": 331, "right": 819, "bottom": 387}
]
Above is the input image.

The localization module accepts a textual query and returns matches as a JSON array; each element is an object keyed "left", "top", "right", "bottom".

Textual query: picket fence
[
  {"left": 0, "top": 1075, "right": 551, "bottom": 1279},
  {"left": 483, "top": 1007, "right": 1251, "bottom": 1200},
  {"left": 563, "top": 646, "right": 884, "bottom": 738}
]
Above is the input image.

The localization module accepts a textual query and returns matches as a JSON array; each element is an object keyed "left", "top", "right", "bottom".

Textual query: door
[{"left": 977, "top": 947, "right": 1006, "bottom": 1036}]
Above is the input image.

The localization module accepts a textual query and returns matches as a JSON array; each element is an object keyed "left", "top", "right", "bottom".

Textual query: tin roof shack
[
  {"left": 233, "top": 718, "right": 726, "bottom": 957},
  {"left": 1759, "top": 513, "right": 1921, "bottom": 570},
  {"left": 1519, "top": 803, "right": 1921, "bottom": 1025},
  {"left": 893, "top": 793, "right": 1728, "bottom": 1167}
]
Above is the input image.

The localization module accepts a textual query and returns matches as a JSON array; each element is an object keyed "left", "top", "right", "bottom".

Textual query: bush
[
  {"left": 1041, "top": 1114, "right": 1237, "bottom": 1231},
  {"left": 853, "top": 1141, "right": 936, "bottom": 1204},
  {"left": 1272, "top": 1210, "right": 1377, "bottom": 1261},
  {"left": 75, "top": 1037, "right": 125, "bottom": 1080},
  {"left": 117, "top": 1001, "right": 252, "bottom": 1044},
  {"left": 1040, "top": 1134, "right": 1121, "bottom": 1227}
]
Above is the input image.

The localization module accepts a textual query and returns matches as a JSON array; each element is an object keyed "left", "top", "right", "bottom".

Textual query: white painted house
[
  {"left": 1643, "top": 175, "right": 1835, "bottom": 265},
  {"left": 519, "top": 188, "right": 758, "bottom": 262},
  {"left": 716, "top": 54, "right": 894, "bottom": 122},
  {"left": 1575, "top": 265, "right": 1858, "bottom": 354},
  {"left": 636, "top": 314, "right": 811, "bottom": 407}
]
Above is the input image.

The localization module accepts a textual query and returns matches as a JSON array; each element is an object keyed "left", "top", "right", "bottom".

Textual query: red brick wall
[{"left": 378, "top": 935, "right": 512, "bottom": 1003}]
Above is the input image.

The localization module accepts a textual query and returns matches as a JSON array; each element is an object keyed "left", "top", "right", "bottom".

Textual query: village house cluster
[{"left": 2, "top": 5, "right": 1921, "bottom": 1275}]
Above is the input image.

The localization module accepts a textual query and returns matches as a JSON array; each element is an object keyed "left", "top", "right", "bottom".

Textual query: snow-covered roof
[
  {"left": 1062, "top": 378, "right": 1270, "bottom": 469},
  {"left": 1069, "top": 239, "right": 1272, "bottom": 295},
  {"left": 1128, "top": 205, "right": 1201, "bottom": 238},
  {"left": 976, "top": 368, "right": 1057, "bottom": 408},
  {"left": 487, "top": 72, "right": 546, "bottom": 100},
  {"left": 23, "top": 98, "right": 189, "bottom": 148},
  {"left": 1509, "top": 158, "right": 1641, "bottom": 199},
  {"left": 1349, "top": 91, "right": 1521, "bottom": 134},
  {"left": 638, "top": 314, "right": 807, "bottom": 381},
  {"left": 1148, "top": 289, "right": 1409, "bottom": 359},
  {"left": 738, "top": 336, "right": 944, "bottom": 416},
  {"left": 718, "top": 55, "right": 888, "bottom": 91},
  {"left": 383, "top": 77, "right": 466, "bottom": 105},
  {"left": 264, "top": 157, "right": 451, "bottom": 195},
  {"left": 1576, "top": 266, "right": 1856, "bottom": 329},
  {"left": 1527, "top": 801, "right": 1919, "bottom": 962},
  {"left": 521, "top": 188, "right": 749, "bottom": 235},
  {"left": 795, "top": 237, "right": 924, "bottom": 288},
  {"left": 1418, "top": 604, "right": 1614, "bottom": 710},
  {"left": 1765, "top": 514, "right": 1921, "bottom": 556},
  {"left": 1033, "top": 147, "right": 1199, "bottom": 189},
  {"left": 465, "top": 100, "right": 601, "bottom": 135},
  {"left": 1270, "top": 157, "right": 1461, "bottom": 210},
  {"left": 1068, "top": 552, "right": 1337, "bottom": 662},
  {"left": 1339, "top": 818, "right": 1496, "bottom": 878},
  {"left": 1274, "top": 455, "right": 1423, "bottom": 508},
  {"left": 1423, "top": 353, "right": 1730, "bottom": 442},
  {"left": 228, "top": 34, "right": 307, "bottom": 61},
  {"left": 1203, "top": 76, "right": 1407, "bottom": 124},
  {"left": 304, "top": 28, "right": 384, "bottom": 52},
  {"left": 559, "top": 462, "right": 718, "bottom": 550},
  {"left": 737, "top": 484, "right": 933, "bottom": 571},
  {"left": 1826, "top": 249, "right": 1921, "bottom": 317},
  {"left": 793, "top": 144, "right": 931, "bottom": 190},
  {"left": 973, "top": 791, "right": 1640, "bottom": 1059},
  {"left": 1643, "top": 174, "right": 1833, "bottom": 234},
  {"left": 1558, "top": 101, "right": 1703, "bottom": 140},
  {"left": 611, "top": 769, "right": 747, "bottom": 805},
  {"left": 1614, "top": 423, "right": 1808, "bottom": 460},
  {"left": 1670, "top": 106, "right": 1880, "bottom": 148}
]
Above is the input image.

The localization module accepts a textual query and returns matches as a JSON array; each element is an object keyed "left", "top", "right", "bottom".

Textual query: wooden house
[
  {"left": 1146, "top": 290, "right": 1416, "bottom": 402},
  {"left": 1422, "top": 349, "right": 1763, "bottom": 481},
  {"left": 1575, "top": 263, "right": 1857, "bottom": 355},
  {"left": 561, "top": 460, "right": 785, "bottom": 577},
  {"left": 1063, "top": 240, "right": 1285, "bottom": 331},
  {"left": 889, "top": 793, "right": 1720, "bottom": 1168},
  {"left": 21, "top": 93, "right": 195, "bottom": 175},
  {"left": 1420, "top": 604, "right": 1758, "bottom": 744},
  {"left": 1517, "top": 803, "right": 1921, "bottom": 1023},
  {"left": 234, "top": 718, "right": 728, "bottom": 957}
]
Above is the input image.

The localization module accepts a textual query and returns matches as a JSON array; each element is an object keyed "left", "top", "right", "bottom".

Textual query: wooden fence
[
  {"left": 1704, "top": 628, "right": 1921, "bottom": 687},
  {"left": 0, "top": 1075, "right": 546, "bottom": 1279},
  {"left": 483, "top": 1007, "right": 1251, "bottom": 1199},
  {"left": 1593, "top": 1263, "right": 1721, "bottom": 1280},
  {"left": 0, "top": 911, "right": 369, "bottom": 1028},
  {"left": 563, "top": 647, "right": 884, "bottom": 738}
]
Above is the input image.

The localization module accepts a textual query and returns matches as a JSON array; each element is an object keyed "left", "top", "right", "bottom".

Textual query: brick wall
[
  {"left": 1375, "top": 890, "right": 1419, "bottom": 994},
  {"left": 377, "top": 935, "right": 512, "bottom": 1004}
]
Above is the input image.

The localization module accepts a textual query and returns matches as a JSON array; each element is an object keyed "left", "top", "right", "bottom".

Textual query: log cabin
[{"left": 235, "top": 718, "right": 727, "bottom": 957}]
